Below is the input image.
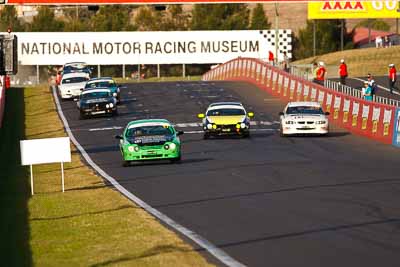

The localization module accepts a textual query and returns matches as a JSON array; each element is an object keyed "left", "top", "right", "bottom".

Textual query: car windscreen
[
  {"left": 85, "top": 81, "right": 115, "bottom": 88},
  {"left": 62, "top": 77, "right": 89, "bottom": 84},
  {"left": 126, "top": 125, "right": 174, "bottom": 138},
  {"left": 206, "top": 108, "right": 245, "bottom": 116},
  {"left": 81, "top": 91, "right": 110, "bottom": 99},
  {"left": 286, "top": 106, "right": 324, "bottom": 115}
]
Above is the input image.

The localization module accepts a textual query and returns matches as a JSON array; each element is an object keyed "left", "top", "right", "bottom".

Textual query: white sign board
[
  {"left": 8, "top": 30, "right": 292, "bottom": 65},
  {"left": 20, "top": 137, "right": 71, "bottom": 165}
]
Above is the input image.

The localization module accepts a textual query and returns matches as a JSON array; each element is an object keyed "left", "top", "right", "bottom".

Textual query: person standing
[
  {"left": 268, "top": 51, "right": 274, "bottom": 66},
  {"left": 282, "top": 51, "right": 290, "bottom": 72},
  {"left": 315, "top": 61, "right": 327, "bottom": 86},
  {"left": 388, "top": 64, "right": 397, "bottom": 94},
  {"left": 363, "top": 81, "right": 373, "bottom": 101},
  {"left": 367, "top": 73, "right": 377, "bottom": 97},
  {"left": 338, "top": 59, "right": 348, "bottom": 85}
]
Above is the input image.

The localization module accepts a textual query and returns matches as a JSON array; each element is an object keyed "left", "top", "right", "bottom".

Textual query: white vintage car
[
  {"left": 279, "top": 101, "right": 329, "bottom": 136},
  {"left": 58, "top": 72, "right": 90, "bottom": 99}
]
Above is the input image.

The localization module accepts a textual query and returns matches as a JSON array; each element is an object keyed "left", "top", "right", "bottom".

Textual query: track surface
[{"left": 59, "top": 81, "right": 400, "bottom": 267}]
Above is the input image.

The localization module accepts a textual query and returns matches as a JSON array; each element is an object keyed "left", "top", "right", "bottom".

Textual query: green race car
[{"left": 116, "top": 119, "right": 183, "bottom": 166}]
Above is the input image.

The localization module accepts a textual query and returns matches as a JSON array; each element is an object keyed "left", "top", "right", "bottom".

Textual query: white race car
[
  {"left": 279, "top": 101, "right": 329, "bottom": 136},
  {"left": 58, "top": 72, "right": 90, "bottom": 99}
]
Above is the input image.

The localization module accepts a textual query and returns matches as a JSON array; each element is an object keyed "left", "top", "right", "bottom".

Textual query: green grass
[
  {"left": 0, "top": 85, "right": 214, "bottom": 267},
  {"left": 292, "top": 46, "right": 400, "bottom": 77}
]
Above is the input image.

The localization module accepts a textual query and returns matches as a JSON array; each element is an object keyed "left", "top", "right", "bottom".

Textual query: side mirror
[
  {"left": 279, "top": 112, "right": 284, "bottom": 116},
  {"left": 115, "top": 135, "right": 123, "bottom": 140},
  {"left": 197, "top": 113, "right": 205, "bottom": 119},
  {"left": 247, "top": 112, "right": 254, "bottom": 118},
  {"left": 177, "top": 131, "right": 184, "bottom": 136},
  {"left": 325, "top": 112, "right": 330, "bottom": 116}
]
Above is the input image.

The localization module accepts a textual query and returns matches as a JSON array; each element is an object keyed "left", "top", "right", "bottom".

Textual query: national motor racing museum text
[{"left": 21, "top": 40, "right": 259, "bottom": 55}]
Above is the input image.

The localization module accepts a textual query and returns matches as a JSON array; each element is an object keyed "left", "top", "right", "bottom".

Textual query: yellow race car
[{"left": 198, "top": 102, "right": 254, "bottom": 139}]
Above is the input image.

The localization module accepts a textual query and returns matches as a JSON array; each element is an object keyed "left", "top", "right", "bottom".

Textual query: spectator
[
  {"left": 384, "top": 36, "right": 391, "bottom": 48},
  {"left": 367, "top": 73, "right": 377, "bottom": 97},
  {"left": 282, "top": 51, "right": 290, "bottom": 72},
  {"left": 315, "top": 61, "right": 327, "bottom": 86},
  {"left": 268, "top": 51, "right": 274, "bottom": 66},
  {"left": 363, "top": 81, "right": 373, "bottom": 101},
  {"left": 312, "top": 62, "right": 318, "bottom": 83},
  {"left": 388, "top": 63, "right": 397, "bottom": 94},
  {"left": 375, "top": 36, "right": 383, "bottom": 48},
  {"left": 338, "top": 59, "right": 348, "bottom": 85}
]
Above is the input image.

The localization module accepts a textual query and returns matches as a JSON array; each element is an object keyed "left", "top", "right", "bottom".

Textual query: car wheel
[
  {"left": 242, "top": 132, "right": 250, "bottom": 138},
  {"left": 203, "top": 133, "right": 210, "bottom": 140},
  {"left": 122, "top": 161, "right": 131, "bottom": 167},
  {"left": 279, "top": 126, "right": 286, "bottom": 137},
  {"left": 79, "top": 112, "right": 86, "bottom": 120},
  {"left": 171, "top": 156, "right": 181, "bottom": 164}
]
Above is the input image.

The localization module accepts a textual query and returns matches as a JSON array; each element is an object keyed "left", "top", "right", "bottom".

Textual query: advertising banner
[
  {"left": 393, "top": 108, "right": 400, "bottom": 147},
  {"left": 308, "top": 1, "right": 400, "bottom": 19},
  {"left": 9, "top": 30, "right": 291, "bottom": 65}
]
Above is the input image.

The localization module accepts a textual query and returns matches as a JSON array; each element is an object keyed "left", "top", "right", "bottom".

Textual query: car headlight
[
  {"left": 207, "top": 123, "right": 213, "bottom": 130},
  {"left": 169, "top": 143, "right": 176, "bottom": 150},
  {"left": 240, "top": 123, "right": 246, "bottom": 129},
  {"left": 164, "top": 144, "right": 170, "bottom": 150},
  {"left": 113, "top": 92, "right": 117, "bottom": 97},
  {"left": 128, "top": 146, "right": 135, "bottom": 152},
  {"left": 212, "top": 124, "right": 217, "bottom": 129},
  {"left": 117, "top": 88, "right": 120, "bottom": 93},
  {"left": 109, "top": 103, "right": 114, "bottom": 108},
  {"left": 106, "top": 104, "right": 110, "bottom": 108},
  {"left": 316, "top": 121, "right": 327, "bottom": 125},
  {"left": 285, "top": 121, "right": 295, "bottom": 125},
  {"left": 134, "top": 146, "right": 140, "bottom": 152}
]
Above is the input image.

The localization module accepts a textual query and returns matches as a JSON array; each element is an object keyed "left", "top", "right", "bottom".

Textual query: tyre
[
  {"left": 171, "top": 156, "right": 181, "bottom": 164},
  {"left": 79, "top": 112, "right": 86, "bottom": 120},
  {"left": 279, "top": 126, "right": 286, "bottom": 137},
  {"left": 122, "top": 161, "right": 131, "bottom": 167},
  {"left": 203, "top": 133, "right": 210, "bottom": 140}
]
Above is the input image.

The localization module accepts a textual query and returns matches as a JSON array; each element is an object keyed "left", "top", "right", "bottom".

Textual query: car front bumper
[{"left": 121, "top": 145, "right": 181, "bottom": 161}]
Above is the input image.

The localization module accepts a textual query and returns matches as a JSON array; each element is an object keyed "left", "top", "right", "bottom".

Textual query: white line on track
[
  {"left": 89, "top": 126, "right": 123, "bottom": 132},
  {"left": 51, "top": 86, "right": 246, "bottom": 267}
]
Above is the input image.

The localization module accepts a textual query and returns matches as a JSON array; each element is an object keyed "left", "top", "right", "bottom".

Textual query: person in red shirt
[
  {"left": 338, "top": 59, "right": 348, "bottom": 85},
  {"left": 315, "top": 61, "right": 327, "bottom": 86},
  {"left": 388, "top": 64, "right": 397, "bottom": 94},
  {"left": 268, "top": 51, "right": 274, "bottom": 66}
]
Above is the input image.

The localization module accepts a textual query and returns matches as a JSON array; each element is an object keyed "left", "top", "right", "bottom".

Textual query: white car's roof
[
  {"left": 207, "top": 105, "right": 245, "bottom": 111},
  {"left": 64, "top": 62, "right": 87, "bottom": 67},
  {"left": 87, "top": 79, "right": 114, "bottom": 84},
  {"left": 82, "top": 89, "right": 110, "bottom": 95},
  {"left": 287, "top": 101, "right": 321, "bottom": 108},
  {"left": 62, "top": 72, "right": 89, "bottom": 79}
]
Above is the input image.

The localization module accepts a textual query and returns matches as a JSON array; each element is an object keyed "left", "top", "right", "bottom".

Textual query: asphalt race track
[{"left": 57, "top": 81, "right": 400, "bottom": 267}]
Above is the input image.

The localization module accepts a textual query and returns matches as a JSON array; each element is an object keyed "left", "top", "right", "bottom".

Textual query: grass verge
[
  {"left": 0, "top": 85, "right": 214, "bottom": 267},
  {"left": 292, "top": 45, "right": 400, "bottom": 77}
]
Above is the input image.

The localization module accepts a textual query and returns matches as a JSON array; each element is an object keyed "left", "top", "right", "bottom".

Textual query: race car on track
[
  {"left": 58, "top": 72, "right": 90, "bottom": 99},
  {"left": 76, "top": 88, "right": 117, "bottom": 119},
  {"left": 279, "top": 101, "right": 330, "bottom": 137},
  {"left": 62, "top": 62, "right": 91, "bottom": 77},
  {"left": 116, "top": 119, "right": 183, "bottom": 166},
  {"left": 197, "top": 102, "right": 254, "bottom": 139},
  {"left": 84, "top": 77, "right": 121, "bottom": 103}
]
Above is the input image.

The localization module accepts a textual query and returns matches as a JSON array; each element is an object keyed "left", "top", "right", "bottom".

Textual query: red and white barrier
[
  {"left": 0, "top": 76, "right": 5, "bottom": 128},
  {"left": 202, "top": 57, "right": 397, "bottom": 145}
]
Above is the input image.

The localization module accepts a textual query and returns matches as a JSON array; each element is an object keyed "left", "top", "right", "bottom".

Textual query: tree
[
  {"left": 91, "top": 6, "right": 135, "bottom": 31},
  {"left": 0, "top": 6, "right": 25, "bottom": 32},
  {"left": 62, "top": 7, "right": 92, "bottom": 31},
  {"left": 160, "top": 5, "right": 190, "bottom": 31},
  {"left": 295, "top": 19, "right": 353, "bottom": 59},
  {"left": 250, "top": 4, "right": 270, "bottom": 30},
  {"left": 134, "top": 6, "right": 163, "bottom": 31},
  {"left": 29, "top": 6, "right": 64, "bottom": 32},
  {"left": 191, "top": 4, "right": 250, "bottom": 30},
  {"left": 356, "top": 19, "right": 391, "bottom": 31}
]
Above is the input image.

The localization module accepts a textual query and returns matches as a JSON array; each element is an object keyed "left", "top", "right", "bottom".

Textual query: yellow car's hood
[{"left": 207, "top": 115, "right": 245, "bottom": 125}]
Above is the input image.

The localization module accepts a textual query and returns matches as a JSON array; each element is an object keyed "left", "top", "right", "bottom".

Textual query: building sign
[
  {"left": 308, "top": 1, "right": 400, "bottom": 19},
  {"left": 8, "top": 30, "right": 292, "bottom": 65}
]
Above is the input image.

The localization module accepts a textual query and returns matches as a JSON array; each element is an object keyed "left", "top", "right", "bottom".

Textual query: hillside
[{"left": 291, "top": 46, "right": 400, "bottom": 77}]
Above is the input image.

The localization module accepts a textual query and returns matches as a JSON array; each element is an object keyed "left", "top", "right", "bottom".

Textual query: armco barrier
[
  {"left": 0, "top": 76, "right": 5, "bottom": 128},
  {"left": 202, "top": 57, "right": 398, "bottom": 145}
]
